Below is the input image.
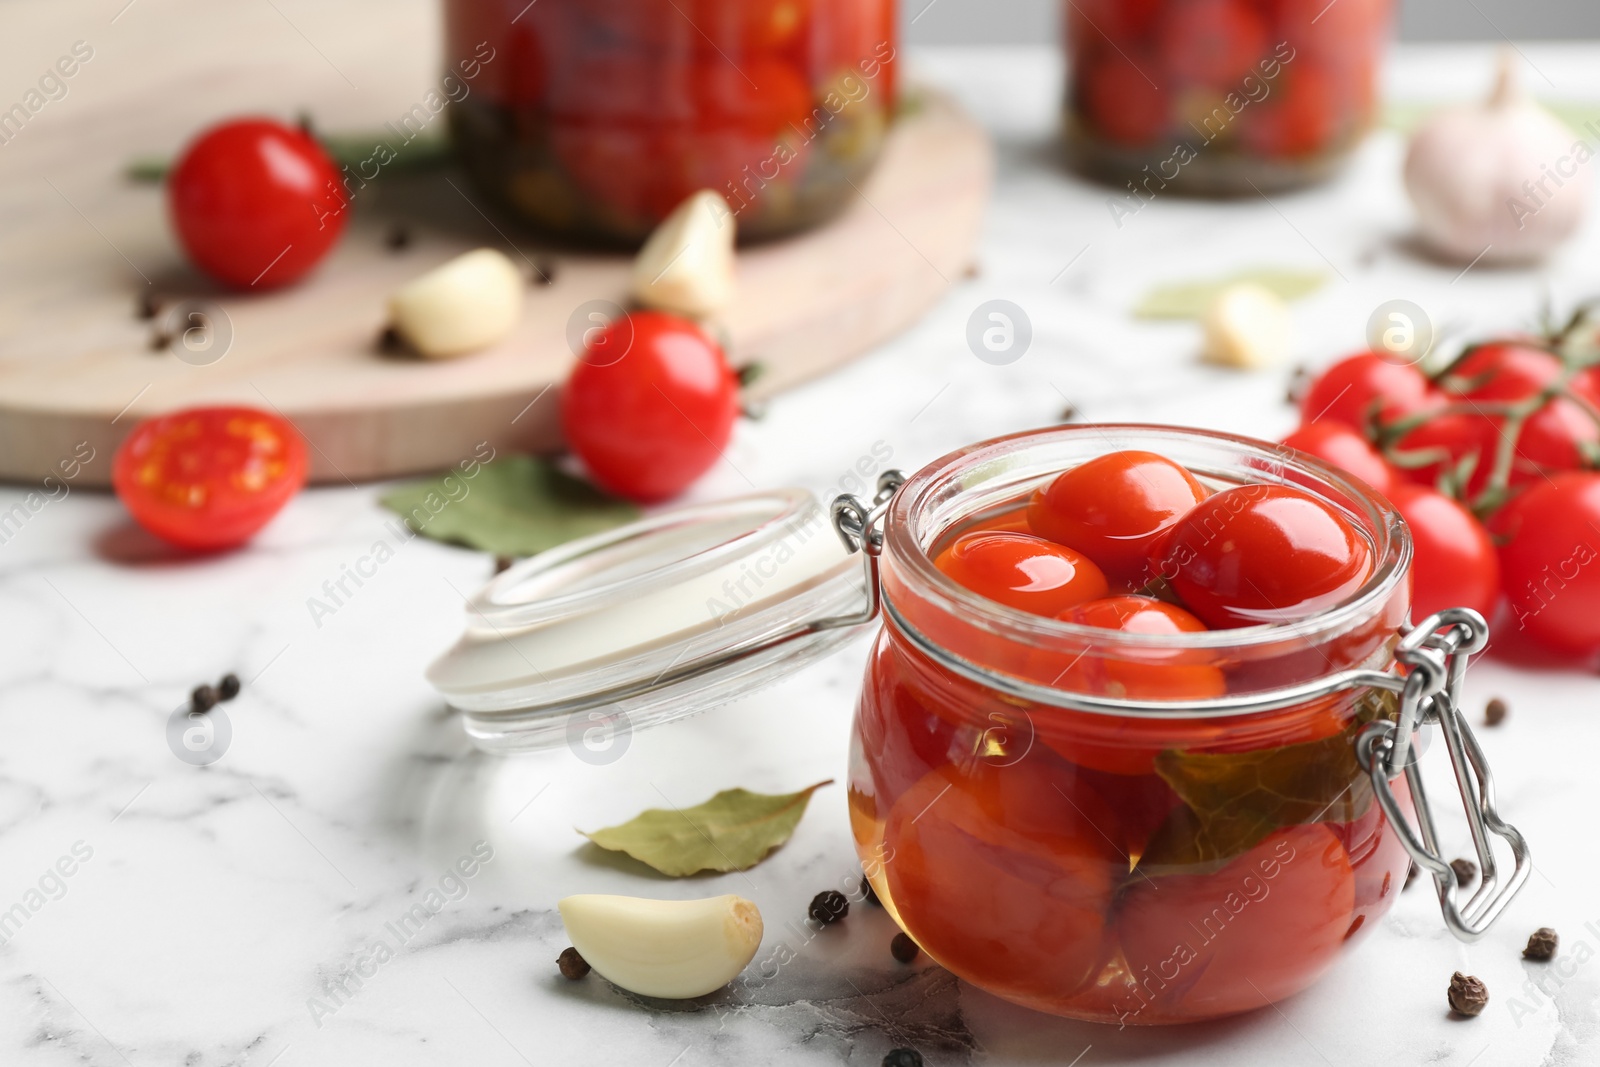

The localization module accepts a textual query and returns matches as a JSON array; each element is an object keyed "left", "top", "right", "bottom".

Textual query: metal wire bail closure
[
  {"left": 839, "top": 477, "right": 1530, "bottom": 944},
  {"left": 1356, "top": 609, "right": 1531, "bottom": 941}
]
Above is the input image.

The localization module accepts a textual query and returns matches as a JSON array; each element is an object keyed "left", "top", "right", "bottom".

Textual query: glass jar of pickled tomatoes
[
  {"left": 444, "top": 0, "right": 898, "bottom": 244},
  {"left": 1064, "top": 0, "right": 1392, "bottom": 195},
  {"left": 848, "top": 425, "right": 1526, "bottom": 1023},
  {"left": 427, "top": 423, "right": 1528, "bottom": 1025}
]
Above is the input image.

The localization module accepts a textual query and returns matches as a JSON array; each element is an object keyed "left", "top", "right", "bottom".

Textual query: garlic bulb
[
  {"left": 631, "top": 190, "right": 736, "bottom": 318},
  {"left": 1201, "top": 282, "right": 1291, "bottom": 370},
  {"left": 558, "top": 894, "right": 762, "bottom": 999},
  {"left": 388, "top": 248, "right": 524, "bottom": 359},
  {"left": 1404, "top": 51, "right": 1590, "bottom": 265}
]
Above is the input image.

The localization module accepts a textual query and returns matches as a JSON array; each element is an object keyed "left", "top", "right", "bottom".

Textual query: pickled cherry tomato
[
  {"left": 1152, "top": 485, "right": 1373, "bottom": 629},
  {"left": 934, "top": 531, "right": 1108, "bottom": 617},
  {"left": 883, "top": 755, "right": 1120, "bottom": 1009},
  {"left": 1119, "top": 824, "right": 1355, "bottom": 1020},
  {"left": 1050, "top": 596, "right": 1225, "bottom": 701},
  {"left": 1027, "top": 451, "right": 1208, "bottom": 584},
  {"left": 1157, "top": 0, "right": 1267, "bottom": 86}
]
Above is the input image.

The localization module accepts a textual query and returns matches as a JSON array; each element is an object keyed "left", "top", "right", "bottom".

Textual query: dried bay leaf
[
  {"left": 1137, "top": 689, "right": 1397, "bottom": 874},
  {"left": 380, "top": 455, "right": 638, "bottom": 557},
  {"left": 582, "top": 781, "right": 833, "bottom": 877}
]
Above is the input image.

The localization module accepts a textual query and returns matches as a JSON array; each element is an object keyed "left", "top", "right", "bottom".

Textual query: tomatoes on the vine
[
  {"left": 1151, "top": 484, "right": 1373, "bottom": 629},
  {"left": 1027, "top": 450, "right": 1208, "bottom": 584},
  {"left": 1445, "top": 341, "right": 1562, "bottom": 401},
  {"left": 1299, "top": 352, "right": 1438, "bottom": 433},
  {"left": 1281, "top": 420, "right": 1396, "bottom": 493},
  {"left": 934, "top": 531, "right": 1109, "bottom": 617},
  {"left": 168, "top": 119, "right": 346, "bottom": 289},
  {"left": 1386, "top": 483, "right": 1499, "bottom": 621},
  {"left": 112, "top": 406, "right": 308, "bottom": 550},
  {"left": 1491, "top": 473, "right": 1600, "bottom": 654},
  {"left": 561, "top": 311, "right": 740, "bottom": 503}
]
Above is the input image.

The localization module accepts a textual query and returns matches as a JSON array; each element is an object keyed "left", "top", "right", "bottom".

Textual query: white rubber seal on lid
[{"left": 426, "top": 488, "right": 869, "bottom": 754}]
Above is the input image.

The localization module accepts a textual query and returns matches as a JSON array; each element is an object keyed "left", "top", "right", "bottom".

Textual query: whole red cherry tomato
[
  {"left": 168, "top": 119, "right": 346, "bottom": 289},
  {"left": 1158, "top": 0, "right": 1268, "bottom": 86},
  {"left": 112, "top": 406, "right": 308, "bottom": 550},
  {"left": 1491, "top": 473, "right": 1600, "bottom": 654},
  {"left": 561, "top": 311, "right": 740, "bottom": 503},
  {"left": 1386, "top": 483, "right": 1499, "bottom": 621},
  {"left": 1445, "top": 341, "right": 1562, "bottom": 400},
  {"left": 1081, "top": 55, "right": 1170, "bottom": 147},
  {"left": 1050, "top": 596, "right": 1225, "bottom": 701},
  {"left": 1152, "top": 484, "right": 1373, "bottom": 628},
  {"left": 1392, "top": 411, "right": 1501, "bottom": 498},
  {"left": 1119, "top": 823, "right": 1355, "bottom": 1021},
  {"left": 1027, "top": 450, "right": 1208, "bottom": 585},
  {"left": 1281, "top": 420, "right": 1397, "bottom": 493},
  {"left": 934, "top": 531, "right": 1109, "bottom": 617},
  {"left": 1300, "top": 352, "right": 1438, "bottom": 434}
]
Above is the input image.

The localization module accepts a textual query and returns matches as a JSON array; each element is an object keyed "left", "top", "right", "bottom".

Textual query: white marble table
[{"left": 4, "top": 41, "right": 1600, "bottom": 1067}]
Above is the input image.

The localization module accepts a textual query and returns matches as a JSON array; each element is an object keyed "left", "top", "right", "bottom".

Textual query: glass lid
[{"left": 426, "top": 488, "right": 872, "bottom": 754}]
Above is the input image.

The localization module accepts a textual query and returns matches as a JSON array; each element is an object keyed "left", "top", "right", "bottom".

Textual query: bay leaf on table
[
  {"left": 1133, "top": 268, "right": 1327, "bottom": 320},
  {"left": 581, "top": 781, "right": 833, "bottom": 877},
  {"left": 380, "top": 455, "right": 638, "bottom": 557}
]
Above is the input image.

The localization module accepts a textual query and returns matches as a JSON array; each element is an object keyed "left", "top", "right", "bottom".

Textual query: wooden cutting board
[{"left": 0, "top": 0, "right": 991, "bottom": 487}]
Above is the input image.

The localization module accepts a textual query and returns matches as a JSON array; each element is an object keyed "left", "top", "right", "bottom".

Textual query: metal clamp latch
[{"left": 1356, "top": 609, "right": 1531, "bottom": 941}]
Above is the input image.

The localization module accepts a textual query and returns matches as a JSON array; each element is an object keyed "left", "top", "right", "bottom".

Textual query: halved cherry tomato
[
  {"left": 168, "top": 119, "right": 346, "bottom": 289},
  {"left": 1300, "top": 352, "right": 1438, "bottom": 434},
  {"left": 1152, "top": 484, "right": 1373, "bottom": 629},
  {"left": 1490, "top": 472, "right": 1600, "bottom": 654},
  {"left": 561, "top": 310, "right": 739, "bottom": 503},
  {"left": 112, "top": 406, "right": 308, "bottom": 550},
  {"left": 1028, "top": 451, "right": 1208, "bottom": 585},
  {"left": 934, "top": 531, "right": 1109, "bottom": 617},
  {"left": 1118, "top": 823, "right": 1355, "bottom": 1021},
  {"left": 1281, "top": 420, "right": 1397, "bottom": 493},
  {"left": 1386, "top": 483, "right": 1499, "bottom": 621}
]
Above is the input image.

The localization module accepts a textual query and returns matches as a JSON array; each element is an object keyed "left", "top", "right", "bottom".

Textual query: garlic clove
[
  {"left": 631, "top": 191, "right": 736, "bottom": 318},
  {"left": 558, "top": 894, "right": 762, "bottom": 999},
  {"left": 1200, "top": 282, "right": 1291, "bottom": 370},
  {"left": 387, "top": 248, "right": 524, "bottom": 359},
  {"left": 1404, "top": 50, "right": 1589, "bottom": 265}
]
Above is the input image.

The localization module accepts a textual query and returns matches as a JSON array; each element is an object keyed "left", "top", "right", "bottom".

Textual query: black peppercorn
[
  {"left": 494, "top": 555, "right": 515, "bottom": 575},
  {"left": 377, "top": 326, "right": 405, "bottom": 355},
  {"left": 533, "top": 257, "right": 557, "bottom": 286},
  {"left": 1485, "top": 697, "right": 1508, "bottom": 726},
  {"left": 217, "top": 673, "right": 241, "bottom": 701},
  {"left": 1448, "top": 971, "right": 1488, "bottom": 1017},
  {"left": 557, "top": 946, "right": 590, "bottom": 980},
  {"left": 860, "top": 874, "right": 881, "bottom": 907},
  {"left": 1404, "top": 862, "right": 1419, "bottom": 890},
  {"left": 808, "top": 890, "right": 848, "bottom": 925},
  {"left": 891, "top": 932, "right": 920, "bottom": 964},
  {"left": 385, "top": 225, "right": 411, "bottom": 252},
  {"left": 137, "top": 292, "right": 160, "bottom": 321},
  {"left": 191, "top": 685, "right": 219, "bottom": 713},
  {"left": 148, "top": 329, "right": 172, "bottom": 352},
  {"left": 1524, "top": 927, "right": 1559, "bottom": 962},
  {"left": 1450, "top": 858, "right": 1478, "bottom": 887},
  {"left": 883, "top": 1049, "right": 923, "bottom": 1067},
  {"left": 1060, "top": 403, "right": 1079, "bottom": 422}
]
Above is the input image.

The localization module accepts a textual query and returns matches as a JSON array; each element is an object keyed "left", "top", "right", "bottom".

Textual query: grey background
[{"left": 901, "top": 0, "right": 1600, "bottom": 45}]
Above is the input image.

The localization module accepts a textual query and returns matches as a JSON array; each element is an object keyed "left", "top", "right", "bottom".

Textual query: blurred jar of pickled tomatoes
[
  {"left": 1064, "top": 0, "right": 1392, "bottom": 196},
  {"left": 445, "top": 0, "right": 898, "bottom": 244}
]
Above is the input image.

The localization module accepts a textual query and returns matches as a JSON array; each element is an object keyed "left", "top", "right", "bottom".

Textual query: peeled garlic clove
[
  {"left": 631, "top": 190, "right": 736, "bottom": 318},
  {"left": 1404, "top": 50, "right": 1589, "bottom": 265},
  {"left": 558, "top": 894, "right": 762, "bottom": 1000},
  {"left": 388, "top": 248, "right": 524, "bottom": 359},
  {"left": 1201, "top": 282, "right": 1291, "bottom": 370}
]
